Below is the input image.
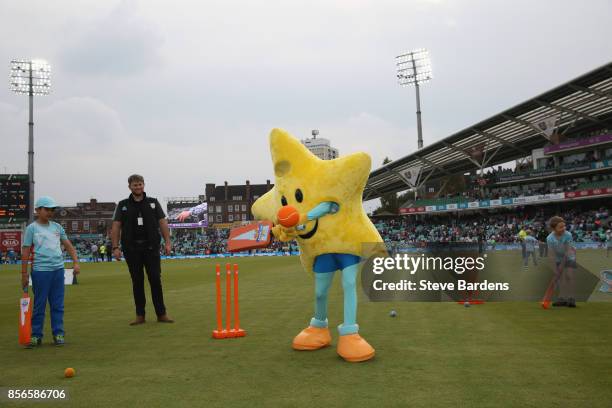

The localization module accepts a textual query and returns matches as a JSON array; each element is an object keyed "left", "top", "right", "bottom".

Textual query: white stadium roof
[{"left": 365, "top": 62, "right": 612, "bottom": 199}]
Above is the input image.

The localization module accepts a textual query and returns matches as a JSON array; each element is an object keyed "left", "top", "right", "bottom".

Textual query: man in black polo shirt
[
  {"left": 537, "top": 227, "right": 548, "bottom": 258},
  {"left": 111, "top": 174, "right": 174, "bottom": 325}
]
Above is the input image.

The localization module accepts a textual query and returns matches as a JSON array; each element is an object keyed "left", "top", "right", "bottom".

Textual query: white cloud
[
  {"left": 59, "top": 0, "right": 164, "bottom": 77},
  {"left": 37, "top": 97, "right": 126, "bottom": 148},
  {"left": 320, "top": 112, "right": 419, "bottom": 166}
]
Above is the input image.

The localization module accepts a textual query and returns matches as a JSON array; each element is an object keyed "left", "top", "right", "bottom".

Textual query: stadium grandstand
[
  {"left": 14, "top": 63, "right": 610, "bottom": 265},
  {"left": 364, "top": 62, "right": 611, "bottom": 224}
]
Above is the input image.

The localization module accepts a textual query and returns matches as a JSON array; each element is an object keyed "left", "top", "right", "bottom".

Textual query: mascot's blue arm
[{"left": 307, "top": 202, "right": 339, "bottom": 220}]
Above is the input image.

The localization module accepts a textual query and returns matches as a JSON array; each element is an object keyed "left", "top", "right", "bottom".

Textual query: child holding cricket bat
[
  {"left": 546, "top": 216, "right": 576, "bottom": 308},
  {"left": 21, "top": 196, "right": 80, "bottom": 348}
]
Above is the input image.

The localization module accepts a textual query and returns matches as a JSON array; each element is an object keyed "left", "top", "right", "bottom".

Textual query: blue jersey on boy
[
  {"left": 23, "top": 220, "right": 68, "bottom": 340},
  {"left": 23, "top": 221, "right": 67, "bottom": 271},
  {"left": 546, "top": 231, "right": 575, "bottom": 262}
]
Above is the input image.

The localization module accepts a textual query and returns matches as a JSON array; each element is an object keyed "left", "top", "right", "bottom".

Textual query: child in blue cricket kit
[
  {"left": 21, "top": 196, "right": 80, "bottom": 348},
  {"left": 546, "top": 216, "right": 577, "bottom": 308}
]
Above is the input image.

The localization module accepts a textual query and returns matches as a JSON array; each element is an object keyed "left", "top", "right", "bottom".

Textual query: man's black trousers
[{"left": 124, "top": 247, "right": 167, "bottom": 317}]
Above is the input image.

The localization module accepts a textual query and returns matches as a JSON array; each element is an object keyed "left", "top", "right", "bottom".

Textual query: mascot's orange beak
[{"left": 277, "top": 205, "right": 300, "bottom": 228}]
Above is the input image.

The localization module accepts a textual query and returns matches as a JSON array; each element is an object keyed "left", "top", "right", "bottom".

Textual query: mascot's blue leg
[
  {"left": 311, "top": 272, "right": 335, "bottom": 328},
  {"left": 338, "top": 263, "right": 359, "bottom": 335}
]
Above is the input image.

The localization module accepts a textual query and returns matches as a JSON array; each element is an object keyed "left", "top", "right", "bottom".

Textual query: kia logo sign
[{"left": 2, "top": 238, "right": 19, "bottom": 247}]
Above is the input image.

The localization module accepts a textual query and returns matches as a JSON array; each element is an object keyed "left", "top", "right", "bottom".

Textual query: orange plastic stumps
[
  {"left": 212, "top": 263, "right": 246, "bottom": 339},
  {"left": 212, "top": 264, "right": 225, "bottom": 338},
  {"left": 232, "top": 264, "right": 246, "bottom": 337},
  {"left": 225, "top": 263, "right": 233, "bottom": 336}
]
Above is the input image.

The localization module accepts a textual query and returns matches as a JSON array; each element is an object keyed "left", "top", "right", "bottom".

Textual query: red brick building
[
  {"left": 53, "top": 198, "right": 116, "bottom": 236},
  {"left": 205, "top": 180, "right": 273, "bottom": 226}
]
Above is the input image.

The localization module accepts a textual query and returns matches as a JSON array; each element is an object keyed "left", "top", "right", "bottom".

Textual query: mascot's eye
[
  {"left": 281, "top": 196, "right": 288, "bottom": 206},
  {"left": 295, "top": 189, "right": 303, "bottom": 203}
]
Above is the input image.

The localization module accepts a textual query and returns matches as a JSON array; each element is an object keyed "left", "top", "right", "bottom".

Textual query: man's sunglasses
[{"left": 42, "top": 207, "right": 56, "bottom": 212}]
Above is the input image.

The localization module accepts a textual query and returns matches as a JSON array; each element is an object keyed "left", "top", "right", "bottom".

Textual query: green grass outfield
[{"left": 1, "top": 250, "right": 611, "bottom": 408}]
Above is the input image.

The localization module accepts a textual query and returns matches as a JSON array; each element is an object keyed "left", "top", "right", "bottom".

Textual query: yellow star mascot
[{"left": 252, "top": 128, "right": 383, "bottom": 362}]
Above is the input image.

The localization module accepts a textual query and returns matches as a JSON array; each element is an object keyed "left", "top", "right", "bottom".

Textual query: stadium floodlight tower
[
  {"left": 9, "top": 59, "right": 52, "bottom": 223},
  {"left": 396, "top": 49, "right": 432, "bottom": 150}
]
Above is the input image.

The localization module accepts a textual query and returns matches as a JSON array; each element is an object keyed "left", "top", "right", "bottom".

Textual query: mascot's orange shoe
[
  {"left": 292, "top": 327, "right": 332, "bottom": 350},
  {"left": 337, "top": 334, "right": 375, "bottom": 362}
]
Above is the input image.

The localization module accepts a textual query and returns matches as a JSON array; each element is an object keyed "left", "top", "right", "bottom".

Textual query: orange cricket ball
[
  {"left": 64, "top": 368, "right": 75, "bottom": 378},
  {"left": 277, "top": 205, "right": 300, "bottom": 228}
]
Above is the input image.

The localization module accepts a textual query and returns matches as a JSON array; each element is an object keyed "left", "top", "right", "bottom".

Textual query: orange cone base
[
  {"left": 232, "top": 328, "right": 247, "bottom": 337},
  {"left": 212, "top": 328, "right": 246, "bottom": 339},
  {"left": 212, "top": 329, "right": 228, "bottom": 339}
]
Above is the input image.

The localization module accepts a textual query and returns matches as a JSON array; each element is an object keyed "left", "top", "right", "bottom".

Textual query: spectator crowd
[
  {"left": 2, "top": 206, "right": 609, "bottom": 263},
  {"left": 375, "top": 207, "right": 610, "bottom": 246},
  {"left": 427, "top": 174, "right": 612, "bottom": 205}
]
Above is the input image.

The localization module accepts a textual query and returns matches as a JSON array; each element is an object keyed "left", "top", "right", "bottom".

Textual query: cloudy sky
[{"left": 1, "top": 0, "right": 611, "bottom": 210}]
